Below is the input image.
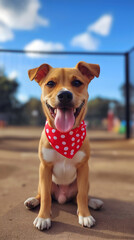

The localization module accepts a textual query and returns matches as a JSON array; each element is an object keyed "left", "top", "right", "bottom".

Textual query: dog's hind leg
[
  {"left": 24, "top": 195, "right": 40, "bottom": 210},
  {"left": 88, "top": 197, "right": 104, "bottom": 210},
  {"left": 24, "top": 183, "right": 41, "bottom": 210}
]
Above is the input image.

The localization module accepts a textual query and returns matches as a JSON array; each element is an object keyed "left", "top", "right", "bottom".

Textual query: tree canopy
[{"left": 0, "top": 74, "right": 19, "bottom": 112}]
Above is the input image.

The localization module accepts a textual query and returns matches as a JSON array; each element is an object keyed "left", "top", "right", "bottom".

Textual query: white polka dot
[
  {"left": 76, "top": 145, "right": 80, "bottom": 149},
  {"left": 61, "top": 135, "right": 65, "bottom": 138},
  {"left": 62, "top": 141, "right": 66, "bottom": 145},
  {"left": 48, "top": 136, "right": 51, "bottom": 139},
  {"left": 83, "top": 132, "right": 85, "bottom": 135},
  {"left": 71, "top": 137, "right": 75, "bottom": 141},
  {"left": 81, "top": 136, "right": 83, "bottom": 139},
  {"left": 70, "top": 152, "right": 74, "bottom": 155},
  {"left": 46, "top": 129, "right": 49, "bottom": 133},
  {"left": 81, "top": 128, "right": 85, "bottom": 131},
  {"left": 64, "top": 147, "right": 68, "bottom": 151},
  {"left": 71, "top": 149, "right": 74, "bottom": 153},
  {"left": 72, "top": 143, "right": 75, "bottom": 147},
  {"left": 52, "top": 129, "right": 56, "bottom": 133},
  {"left": 55, "top": 145, "right": 59, "bottom": 149},
  {"left": 53, "top": 136, "right": 57, "bottom": 140},
  {"left": 76, "top": 134, "right": 80, "bottom": 137},
  {"left": 77, "top": 139, "right": 80, "bottom": 143},
  {"left": 69, "top": 131, "right": 73, "bottom": 135},
  {"left": 64, "top": 152, "right": 67, "bottom": 155}
]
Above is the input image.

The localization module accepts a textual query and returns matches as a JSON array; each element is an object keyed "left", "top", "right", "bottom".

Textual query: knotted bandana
[{"left": 45, "top": 120, "right": 86, "bottom": 159}]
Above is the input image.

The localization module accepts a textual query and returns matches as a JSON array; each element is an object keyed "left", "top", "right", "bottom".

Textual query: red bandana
[{"left": 45, "top": 120, "right": 86, "bottom": 159}]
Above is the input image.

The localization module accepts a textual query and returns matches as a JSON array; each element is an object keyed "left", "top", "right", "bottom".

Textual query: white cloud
[
  {"left": 8, "top": 70, "right": 18, "bottom": 80},
  {"left": 71, "top": 32, "right": 99, "bottom": 51},
  {"left": 88, "top": 14, "right": 113, "bottom": 36},
  {"left": 0, "top": 23, "right": 14, "bottom": 42},
  {"left": 70, "top": 14, "right": 113, "bottom": 50},
  {"left": 24, "top": 39, "right": 64, "bottom": 58},
  {"left": 0, "top": 0, "right": 49, "bottom": 42},
  {"left": 17, "top": 94, "right": 28, "bottom": 103}
]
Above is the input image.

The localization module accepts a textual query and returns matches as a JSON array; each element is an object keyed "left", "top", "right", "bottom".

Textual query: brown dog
[{"left": 24, "top": 61, "right": 103, "bottom": 230}]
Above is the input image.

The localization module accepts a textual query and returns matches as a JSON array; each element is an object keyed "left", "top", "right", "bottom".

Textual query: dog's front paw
[
  {"left": 24, "top": 197, "right": 40, "bottom": 209},
  {"left": 33, "top": 217, "right": 51, "bottom": 230},
  {"left": 78, "top": 215, "right": 95, "bottom": 228}
]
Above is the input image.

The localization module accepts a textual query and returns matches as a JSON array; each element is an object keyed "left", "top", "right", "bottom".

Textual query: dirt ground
[{"left": 0, "top": 127, "right": 134, "bottom": 240}]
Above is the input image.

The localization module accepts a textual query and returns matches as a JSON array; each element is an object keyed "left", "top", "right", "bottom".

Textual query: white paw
[
  {"left": 88, "top": 198, "right": 103, "bottom": 210},
  {"left": 33, "top": 217, "right": 51, "bottom": 230},
  {"left": 78, "top": 215, "right": 95, "bottom": 228},
  {"left": 24, "top": 197, "right": 40, "bottom": 209}
]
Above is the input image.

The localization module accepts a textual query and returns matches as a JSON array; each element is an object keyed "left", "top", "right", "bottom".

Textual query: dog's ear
[
  {"left": 76, "top": 61, "right": 100, "bottom": 83},
  {"left": 28, "top": 64, "right": 52, "bottom": 85}
]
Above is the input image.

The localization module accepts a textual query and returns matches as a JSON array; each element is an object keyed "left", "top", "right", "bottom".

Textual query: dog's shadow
[
  {"left": 30, "top": 198, "right": 134, "bottom": 239},
  {"left": 31, "top": 199, "right": 77, "bottom": 217}
]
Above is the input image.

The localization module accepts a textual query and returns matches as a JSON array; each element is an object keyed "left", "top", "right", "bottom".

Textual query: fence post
[{"left": 125, "top": 52, "right": 130, "bottom": 139}]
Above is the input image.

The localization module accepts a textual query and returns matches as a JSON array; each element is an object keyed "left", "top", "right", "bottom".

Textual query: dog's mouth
[{"left": 46, "top": 100, "right": 85, "bottom": 132}]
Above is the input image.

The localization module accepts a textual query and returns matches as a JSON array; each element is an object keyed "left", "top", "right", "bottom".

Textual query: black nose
[{"left": 58, "top": 91, "right": 73, "bottom": 104}]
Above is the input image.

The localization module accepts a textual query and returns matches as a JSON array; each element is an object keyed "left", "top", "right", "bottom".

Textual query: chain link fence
[{"left": 0, "top": 48, "right": 133, "bottom": 138}]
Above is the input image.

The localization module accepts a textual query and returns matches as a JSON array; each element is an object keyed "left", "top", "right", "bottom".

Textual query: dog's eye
[
  {"left": 46, "top": 81, "right": 56, "bottom": 88},
  {"left": 71, "top": 80, "right": 83, "bottom": 87}
]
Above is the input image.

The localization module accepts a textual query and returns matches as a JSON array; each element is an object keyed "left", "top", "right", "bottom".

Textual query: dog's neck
[{"left": 45, "top": 120, "right": 86, "bottom": 159}]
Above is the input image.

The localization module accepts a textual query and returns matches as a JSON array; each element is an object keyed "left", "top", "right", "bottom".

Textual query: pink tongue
[{"left": 54, "top": 108, "right": 75, "bottom": 132}]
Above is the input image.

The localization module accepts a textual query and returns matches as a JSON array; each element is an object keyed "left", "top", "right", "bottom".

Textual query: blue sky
[{"left": 0, "top": 0, "right": 134, "bottom": 103}]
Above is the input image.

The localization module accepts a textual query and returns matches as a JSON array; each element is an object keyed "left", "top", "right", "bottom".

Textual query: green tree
[
  {"left": 0, "top": 71, "right": 21, "bottom": 125},
  {"left": 120, "top": 83, "right": 134, "bottom": 100},
  {"left": 20, "top": 98, "right": 45, "bottom": 126},
  {"left": 0, "top": 73, "right": 19, "bottom": 112}
]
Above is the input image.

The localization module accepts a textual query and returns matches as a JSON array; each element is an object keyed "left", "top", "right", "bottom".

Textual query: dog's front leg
[
  {"left": 33, "top": 162, "right": 52, "bottom": 230},
  {"left": 77, "top": 161, "right": 95, "bottom": 228}
]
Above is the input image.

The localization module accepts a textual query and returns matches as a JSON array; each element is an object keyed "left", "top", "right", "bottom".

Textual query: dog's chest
[{"left": 42, "top": 147, "right": 85, "bottom": 185}]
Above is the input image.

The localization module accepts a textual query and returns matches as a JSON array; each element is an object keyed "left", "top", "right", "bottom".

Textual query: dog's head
[{"left": 28, "top": 61, "right": 100, "bottom": 132}]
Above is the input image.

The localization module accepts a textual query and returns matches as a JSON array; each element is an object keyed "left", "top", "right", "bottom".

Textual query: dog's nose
[{"left": 58, "top": 91, "right": 73, "bottom": 103}]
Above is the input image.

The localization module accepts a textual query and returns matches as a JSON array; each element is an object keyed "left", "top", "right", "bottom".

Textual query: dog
[{"left": 24, "top": 61, "right": 103, "bottom": 230}]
